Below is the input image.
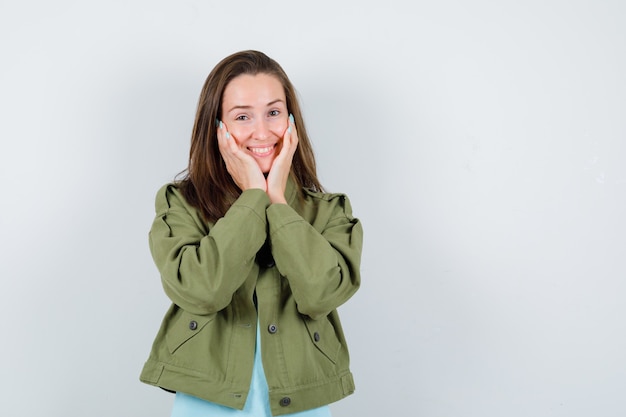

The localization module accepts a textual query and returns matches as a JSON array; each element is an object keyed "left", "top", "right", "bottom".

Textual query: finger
[
  {"left": 217, "top": 120, "right": 239, "bottom": 155},
  {"left": 284, "top": 114, "right": 299, "bottom": 154},
  {"left": 288, "top": 113, "right": 294, "bottom": 132},
  {"left": 216, "top": 120, "right": 228, "bottom": 150}
]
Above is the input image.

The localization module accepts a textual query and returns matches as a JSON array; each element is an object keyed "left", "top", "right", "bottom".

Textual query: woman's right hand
[{"left": 217, "top": 121, "right": 267, "bottom": 191}]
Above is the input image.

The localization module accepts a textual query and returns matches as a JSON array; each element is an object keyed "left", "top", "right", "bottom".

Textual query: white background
[{"left": 1, "top": 1, "right": 625, "bottom": 416}]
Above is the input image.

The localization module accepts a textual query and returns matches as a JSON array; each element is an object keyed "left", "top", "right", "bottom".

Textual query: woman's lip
[{"left": 248, "top": 144, "right": 276, "bottom": 157}]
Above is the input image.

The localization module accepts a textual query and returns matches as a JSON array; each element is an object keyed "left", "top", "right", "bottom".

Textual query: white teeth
[{"left": 250, "top": 146, "right": 273, "bottom": 154}]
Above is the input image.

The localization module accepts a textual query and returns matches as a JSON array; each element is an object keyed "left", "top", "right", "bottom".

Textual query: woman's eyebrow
[
  {"left": 227, "top": 99, "right": 285, "bottom": 113},
  {"left": 227, "top": 104, "right": 252, "bottom": 112},
  {"left": 266, "top": 99, "right": 285, "bottom": 106}
]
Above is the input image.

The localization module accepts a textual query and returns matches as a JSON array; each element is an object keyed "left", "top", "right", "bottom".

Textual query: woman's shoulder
[
  {"left": 153, "top": 182, "right": 193, "bottom": 213},
  {"left": 300, "top": 188, "right": 357, "bottom": 219},
  {"left": 302, "top": 187, "right": 348, "bottom": 202}
]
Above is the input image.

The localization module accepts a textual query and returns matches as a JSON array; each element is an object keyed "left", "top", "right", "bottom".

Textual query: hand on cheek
[
  {"left": 267, "top": 114, "right": 298, "bottom": 204},
  {"left": 216, "top": 121, "right": 267, "bottom": 191}
]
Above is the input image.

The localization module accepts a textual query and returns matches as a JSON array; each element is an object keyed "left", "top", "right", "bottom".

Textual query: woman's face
[{"left": 220, "top": 73, "right": 289, "bottom": 174}]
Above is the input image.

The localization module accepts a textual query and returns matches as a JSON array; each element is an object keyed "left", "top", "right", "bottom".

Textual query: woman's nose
[{"left": 252, "top": 119, "right": 271, "bottom": 140}]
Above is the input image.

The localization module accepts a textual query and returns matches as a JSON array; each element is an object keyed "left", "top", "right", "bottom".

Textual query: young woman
[{"left": 140, "top": 50, "right": 363, "bottom": 417}]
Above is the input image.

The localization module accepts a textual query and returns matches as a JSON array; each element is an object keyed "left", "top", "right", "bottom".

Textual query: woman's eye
[
  {"left": 269, "top": 110, "right": 279, "bottom": 117},
  {"left": 235, "top": 115, "right": 248, "bottom": 121}
]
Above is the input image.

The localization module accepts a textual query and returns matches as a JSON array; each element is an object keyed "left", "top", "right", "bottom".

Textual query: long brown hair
[{"left": 178, "top": 50, "right": 323, "bottom": 223}]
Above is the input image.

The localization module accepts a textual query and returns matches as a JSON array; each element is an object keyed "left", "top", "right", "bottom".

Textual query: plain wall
[{"left": 1, "top": 1, "right": 625, "bottom": 416}]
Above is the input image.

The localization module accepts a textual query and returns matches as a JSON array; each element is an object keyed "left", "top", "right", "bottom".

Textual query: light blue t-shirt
[{"left": 170, "top": 322, "right": 332, "bottom": 417}]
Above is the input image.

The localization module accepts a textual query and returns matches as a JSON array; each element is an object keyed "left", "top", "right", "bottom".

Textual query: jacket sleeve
[
  {"left": 148, "top": 184, "right": 270, "bottom": 315},
  {"left": 267, "top": 194, "right": 363, "bottom": 320}
]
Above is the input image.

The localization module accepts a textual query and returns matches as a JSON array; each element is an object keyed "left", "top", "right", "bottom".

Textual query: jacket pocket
[
  {"left": 165, "top": 309, "right": 215, "bottom": 354},
  {"left": 302, "top": 317, "right": 341, "bottom": 364}
]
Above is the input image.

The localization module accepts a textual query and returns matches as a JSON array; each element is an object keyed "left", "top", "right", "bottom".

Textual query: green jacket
[{"left": 139, "top": 178, "right": 363, "bottom": 416}]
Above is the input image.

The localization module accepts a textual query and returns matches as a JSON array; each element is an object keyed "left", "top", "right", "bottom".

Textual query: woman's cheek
[
  {"left": 229, "top": 127, "right": 247, "bottom": 145},
  {"left": 273, "top": 123, "right": 289, "bottom": 138},
  {"left": 268, "top": 118, "right": 288, "bottom": 134}
]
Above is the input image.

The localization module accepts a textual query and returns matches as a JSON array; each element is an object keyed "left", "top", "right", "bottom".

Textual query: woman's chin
[{"left": 257, "top": 160, "right": 274, "bottom": 176}]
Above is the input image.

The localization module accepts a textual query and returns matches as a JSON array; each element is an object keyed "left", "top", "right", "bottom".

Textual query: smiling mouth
[{"left": 249, "top": 145, "right": 276, "bottom": 156}]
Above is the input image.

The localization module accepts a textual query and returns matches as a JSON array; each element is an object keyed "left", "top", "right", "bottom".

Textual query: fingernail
[
  {"left": 225, "top": 131, "right": 230, "bottom": 139},
  {"left": 215, "top": 118, "right": 219, "bottom": 126},
  {"left": 289, "top": 113, "right": 294, "bottom": 123},
  {"left": 219, "top": 121, "right": 223, "bottom": 129},
  {"left": 287, "top": 126, "right": 292, "bottom": 133}
]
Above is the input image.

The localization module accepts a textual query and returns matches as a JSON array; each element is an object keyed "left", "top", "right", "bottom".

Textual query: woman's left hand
[{"left": 266, "top": 114, "right": 298, "bottom": 204}]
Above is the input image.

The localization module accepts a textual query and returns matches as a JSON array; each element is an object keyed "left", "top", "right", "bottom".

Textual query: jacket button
[
  {"left": 268, "top": 324, "right": 278, "bottom": 334},
  {"left": 189, "top": 320, "right": 198, "bottom": 331},
  {"left": 279, "top": 397, "right": 291, "bottom": 407},
  {"left": 314, "top": 332, "right": 320, "bottom": 342},
  {"left": 265, "top": 258, "right": 275, "bottom": 268}
]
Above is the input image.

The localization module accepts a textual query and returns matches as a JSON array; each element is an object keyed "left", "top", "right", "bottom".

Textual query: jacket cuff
[
  {"left": 267, "top": 203, "right": 303, "bottom": 235},
  {"left": 231, "top": 189, "right": 271, "bottom": 224}
]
